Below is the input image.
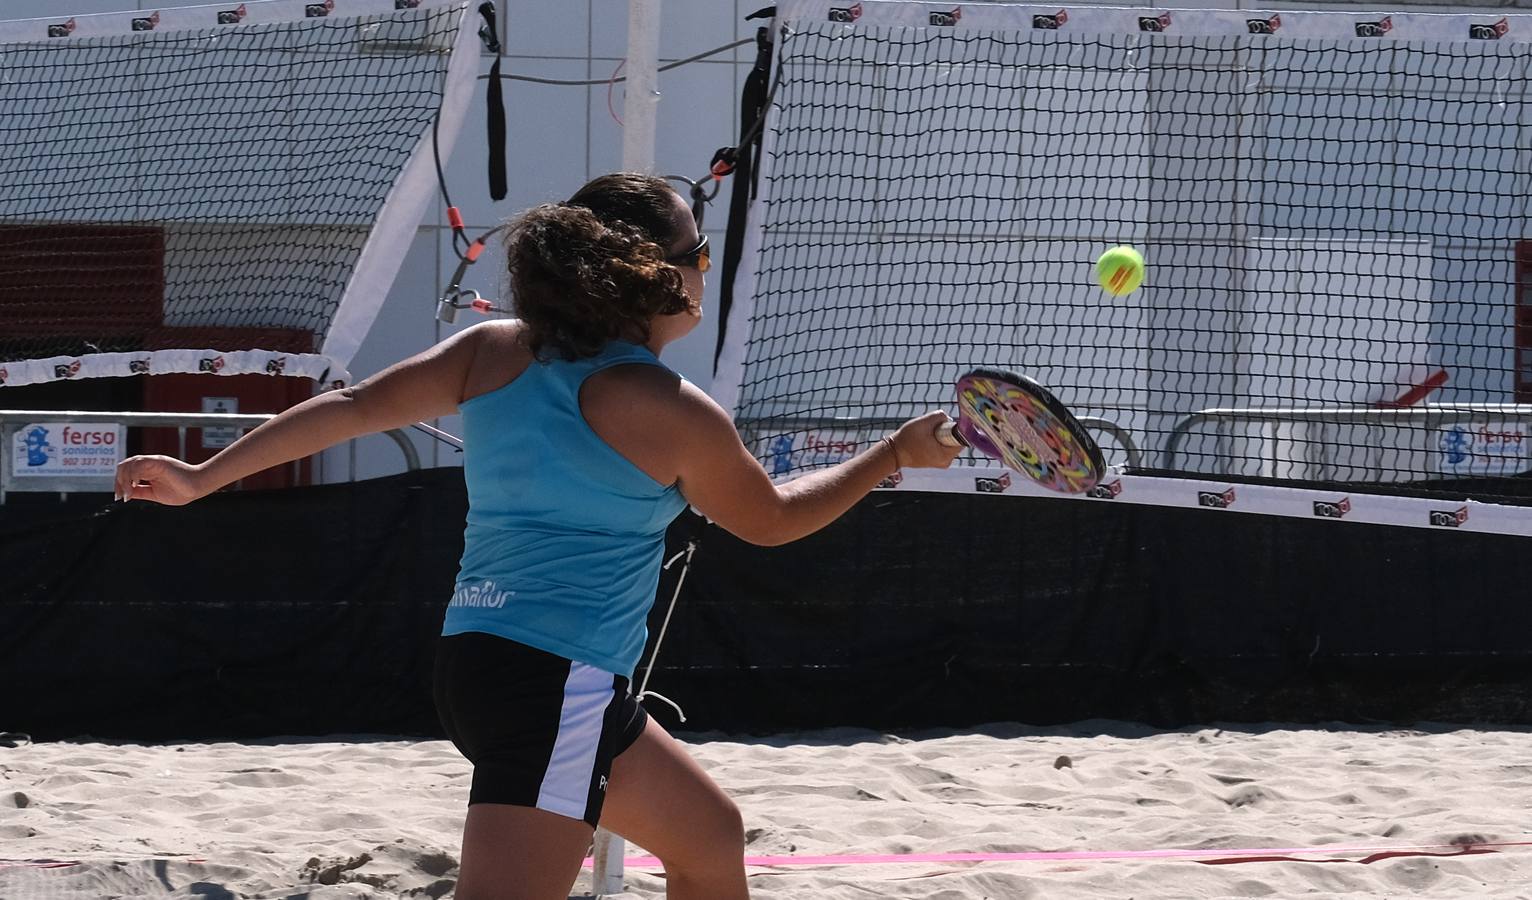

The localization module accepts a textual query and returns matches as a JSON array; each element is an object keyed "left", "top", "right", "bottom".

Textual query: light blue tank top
[{"left": 443, "top": 340, "right": 688, "bottom": 677}]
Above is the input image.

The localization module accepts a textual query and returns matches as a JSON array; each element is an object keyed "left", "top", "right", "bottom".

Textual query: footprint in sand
[{"left": 1221, "top": 784, "right": 1276, "bottom": 808}]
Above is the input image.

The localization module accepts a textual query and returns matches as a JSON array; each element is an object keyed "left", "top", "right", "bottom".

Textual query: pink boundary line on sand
[
  {"left": 7, "top": 841, "right": 1529, "bottom": 871},
  {"left": 580, "top": 840, "right": 1532, "bottom": 870}
]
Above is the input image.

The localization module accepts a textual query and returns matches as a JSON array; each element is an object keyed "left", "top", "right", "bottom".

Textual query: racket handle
[{"left": 936, "top": 421, "right": 967, "bottom": 448}]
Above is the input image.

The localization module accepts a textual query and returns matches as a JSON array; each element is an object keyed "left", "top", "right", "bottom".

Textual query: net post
[
  {"left": 591, "top": 827, "right": 625, "bottom": 896},
  {"left": 623, "top": 0, "right": 662, "bottom": 172}
]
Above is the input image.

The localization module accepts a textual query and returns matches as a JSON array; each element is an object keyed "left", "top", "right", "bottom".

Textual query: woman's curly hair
[{"left": 507, "top": 173, "right": 695, "bottom": 360}]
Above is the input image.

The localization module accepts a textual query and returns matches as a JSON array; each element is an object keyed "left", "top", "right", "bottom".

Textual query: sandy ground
[{"left": 2, "top": 721, "right": 1530, "bottom": 899}]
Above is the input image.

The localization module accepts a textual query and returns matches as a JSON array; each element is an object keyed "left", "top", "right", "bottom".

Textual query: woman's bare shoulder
[
  {"left": 581, "top": 361, "right": 686, "bottom": 415},
  {"left": 460, "top": 319, "right": 535, "bottom": 402},
  {"left": 576, "top": 362, "right": 683, "bottom": 483}
]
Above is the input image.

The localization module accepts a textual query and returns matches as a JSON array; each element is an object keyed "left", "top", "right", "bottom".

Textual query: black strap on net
[
  {"left": 436, "top": 8, "right": 781, "bottom": 327},
  {"left": 713, "top": 8, "right": 777, "bottom": 372},
  {"left": 479, "top": 2, "right": 507, "bottom": 202},
  {"left": 433, "top": 2, "right": 505, "bottom": 272}
]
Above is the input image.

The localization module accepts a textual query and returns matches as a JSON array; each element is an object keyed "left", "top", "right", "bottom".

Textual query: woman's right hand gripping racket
[{"left": 935, "top": 368, "right": 1105, "bottom": 495}]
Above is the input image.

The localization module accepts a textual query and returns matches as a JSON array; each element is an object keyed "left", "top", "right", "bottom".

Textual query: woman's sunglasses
[{"left": 666, "top": 234, "right": 711, "bottom": 273}]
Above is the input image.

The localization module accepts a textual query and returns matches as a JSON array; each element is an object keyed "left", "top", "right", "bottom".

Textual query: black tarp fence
[{"left": 3, "top": 468, "right": 1530, "bottom": 741}]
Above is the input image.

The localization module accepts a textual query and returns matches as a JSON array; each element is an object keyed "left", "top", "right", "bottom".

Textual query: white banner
[
  {"left": 872, "top": 465, "right": 1532, "bottom": 538},
  {"left": 0, "top": 350, "right": 346, "bottom": 389},
  {"left": 782, "top": 1, "right": 1532, "bottom": 45},
  {"left": 0, "top": 0, "right": 465, "bottom": 44}
]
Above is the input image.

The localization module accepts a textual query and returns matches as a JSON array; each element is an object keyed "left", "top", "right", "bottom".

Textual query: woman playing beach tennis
[{"left": 115, "top": 173, "right": 961, "bottom": 900}]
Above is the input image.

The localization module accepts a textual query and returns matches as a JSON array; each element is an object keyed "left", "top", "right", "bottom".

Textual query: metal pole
[
  {"left": 622, "top": 0, "right": 662, "bottom": 173},
  {"left": 592, "top": 828, "right": 625, "bottom": 897}
]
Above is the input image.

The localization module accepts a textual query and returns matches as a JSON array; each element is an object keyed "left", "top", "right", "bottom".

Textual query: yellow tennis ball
[{"left": 1096, "top": 246, "right": 1145, "bottom": 296}]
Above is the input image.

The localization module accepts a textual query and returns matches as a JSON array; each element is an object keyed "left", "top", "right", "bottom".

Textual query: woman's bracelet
[{"left": 879, "top": 435, "right": 904, "bottom": 473}]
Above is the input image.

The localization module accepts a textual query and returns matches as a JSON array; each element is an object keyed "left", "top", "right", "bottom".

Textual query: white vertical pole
[
  {"left": 622, "top": 0, "right": 662, "bottom": 173},
  {"left": 592, "top": 827, "right": 626, "bottom": 896},
  {"left": 593, "top": 6, "right": 659, "bottom": 891}
]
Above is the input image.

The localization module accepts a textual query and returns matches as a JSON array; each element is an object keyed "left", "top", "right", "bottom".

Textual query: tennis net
[
  {"left": 714, "top": 2, "right": 1532, "bottom": 530},
  {"left": 0, "top": 0, "right": 480, "bottom": 388}
]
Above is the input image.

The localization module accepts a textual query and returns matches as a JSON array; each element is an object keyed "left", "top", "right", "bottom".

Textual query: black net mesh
[{"left": 0, "top": 4, "right": 465, "bottom": 367}]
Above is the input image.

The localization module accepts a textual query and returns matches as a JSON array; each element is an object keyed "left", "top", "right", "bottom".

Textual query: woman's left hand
[{"left": 115, "top": 455, "right": 209, "bottom": 506}]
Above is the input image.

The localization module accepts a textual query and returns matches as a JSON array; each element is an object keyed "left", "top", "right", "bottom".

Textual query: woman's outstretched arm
[
  {"left": 115, "top": 323, "right": 486, "bottom": 505},
  {"left": 667, "top": 381, "right": 961, "bottom": 546}
]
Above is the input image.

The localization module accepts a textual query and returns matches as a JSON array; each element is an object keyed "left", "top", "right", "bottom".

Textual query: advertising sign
[
  {"left": 6, "top": 422, "right": 124, "bottom": 492},
  {"left": 1437, "top": 423, "right": 1529, "bottom": 476}
]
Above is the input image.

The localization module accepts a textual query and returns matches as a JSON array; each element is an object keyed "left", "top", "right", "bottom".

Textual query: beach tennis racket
[{"left": 935, "top": 368, "right": 1105, "bottom": 494}]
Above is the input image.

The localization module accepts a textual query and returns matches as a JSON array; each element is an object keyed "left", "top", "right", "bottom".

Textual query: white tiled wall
[{"left": 2, "top": 0, "right": 1524, "bottom": 479}]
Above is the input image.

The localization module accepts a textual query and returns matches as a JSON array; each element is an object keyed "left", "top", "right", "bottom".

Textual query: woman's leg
[
  {"left": 454, "top": 803, "right": 593, "bottom": 900},
  {"left": 599, "top": 718, "right": 749, "bottom": 900}
]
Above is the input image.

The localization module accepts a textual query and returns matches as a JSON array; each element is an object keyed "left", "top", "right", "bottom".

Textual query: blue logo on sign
[
  {"left": 768, "top": 434, "right": 796, "bottom": 477},
  {"left": 1440, "top": 427, "right": 1470, "bottom": 465},
  {"left": 23, "top": 426, "right": 52, "bottom": 467}
]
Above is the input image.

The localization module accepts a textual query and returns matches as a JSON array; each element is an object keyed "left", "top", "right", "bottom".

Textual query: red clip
[
  {"left": 465, "top": 241, "right": 485, "bottom": 262},
  {"left": 471, "top": 297, "right": 493, "bottom": 313},
  {"left": 710, "top": 147, "right": 737, "bottom": 179},
  {"left": 447, "top": 207, "right": 465, "bottom": 230}
]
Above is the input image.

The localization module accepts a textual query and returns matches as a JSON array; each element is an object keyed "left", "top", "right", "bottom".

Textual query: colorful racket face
[{"left": 954, "top": 368, "right": 1104, "bottom": 494}]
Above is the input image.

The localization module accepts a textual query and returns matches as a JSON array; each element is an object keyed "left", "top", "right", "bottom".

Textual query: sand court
[{"left": 4, "top": 721, "right": 1530, "bottom": 898}]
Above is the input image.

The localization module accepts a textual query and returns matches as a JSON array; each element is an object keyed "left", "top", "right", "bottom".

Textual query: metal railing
[
  {"left": 0, "top": 410, "right": 420, "bottom": 502},
  {"left": 1164, "top": 404, "right": 1532, "bottom": 471},
  {"left": 736, "top": 415, "right": 1144, "bottom": 469}
]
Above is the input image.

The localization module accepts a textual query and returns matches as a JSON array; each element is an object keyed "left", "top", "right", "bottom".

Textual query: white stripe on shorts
[{"left": 535, "top": 661, "right": 611, "bottom": 821}]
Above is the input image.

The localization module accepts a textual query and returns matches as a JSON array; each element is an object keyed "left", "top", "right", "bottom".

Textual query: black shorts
[{"left": 433, "top": 632, "right": 649, "bottom": 828}]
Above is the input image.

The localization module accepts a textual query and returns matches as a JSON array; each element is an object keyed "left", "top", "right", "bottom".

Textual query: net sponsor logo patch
[
  {"left": 199, "top": 356, "right": 226, "bottom": 374},
  {"left": 128, "top": 359, "right": 151, "bottom": 375},
  {"left": 132, "top": 11, "right": 161, "bottom": 31},
  {"left": 47, "top": 17, "right": 77, "bottom": 37},
  {"left": 53, "top": 360, "right": 82, "bottom": 379},
  {"left": 1312, "top": 497, "right": 1351, "bottom": 519},
  {"left": 266, "top": 358, "right": 287, "bottom": 375},
  {"left": 1470, "top": 18, "right": 1510, "bottom": 40},
  {"left": 217, "top": 4, "right": 248, "bottom": 24},
  {"left": 827, "top": 3, "right": 862, "bottom": 22},
  {"left": 1429, "top": 506, "right": 1469, "bottom": 528},
  {"left": 0, "top": 367, "right": 8, "bottom": 385},
  {"left": 1245, "top": 14, "right": 1281, "bottom": 34},
  {"left": 306, "top": 0, "right": 335, "bottom": 18},
  {"left": 974, "top": 472, "right": 1010, "bottom": 493},
  {"left": 1197, "top": 487, "right": 1236, "bottom": 509},
  {"left": 1354, "top": 16, "right": 1392, "bottom": 38},
  {"left": 1138, "top": 13, "right": 1171, "bottom": 33},
  {"left": 1087, "top": 479, "right": 1123, "bottom": 500},
  {"left": 396, "top": 0, "right": 424, "bottom": 8},
  {"left": 928, "top": 8, "right": 961, "bottom": 27},
  {"left": 1032, "top": 10, "right": 1068, "bottom": 30},
  {"left": 877, "top": 471, "right": 903, "bottom": 490}
]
